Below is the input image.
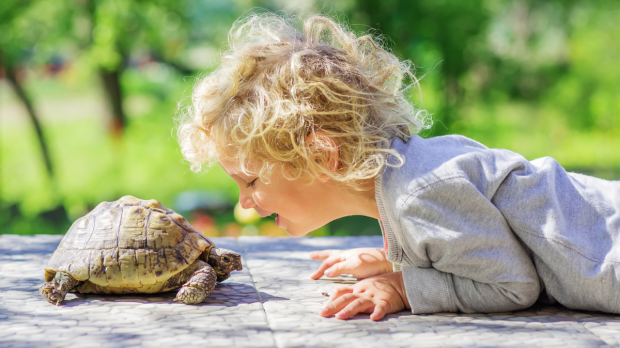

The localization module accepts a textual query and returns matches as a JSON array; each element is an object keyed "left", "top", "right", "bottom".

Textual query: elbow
[
  {"left": 456, "top": 277, "right": 541, "bottom": 313},
  {"left": 502, "top": 279, "right": 541, "bottom": 311}
]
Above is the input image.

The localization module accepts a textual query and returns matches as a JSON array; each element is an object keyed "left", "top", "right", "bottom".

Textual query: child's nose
[{"left": 240, "top": 199, "right": 255, "bottom": 210}]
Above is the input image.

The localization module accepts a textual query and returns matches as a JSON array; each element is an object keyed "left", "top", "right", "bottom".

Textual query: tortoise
[{"left": 40, "top": 195, "right": 242, "bottom": 305}]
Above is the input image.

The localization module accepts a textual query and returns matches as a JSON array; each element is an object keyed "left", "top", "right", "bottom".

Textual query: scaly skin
[
  {"left": 173, "top": 262, "right": 217, "bottom": 304},
  {"left": 40, "top": 272, "right": 80, "bottom": 305},
  {"left": 207, "top": 248, "right": 243, "bottom": 282}
]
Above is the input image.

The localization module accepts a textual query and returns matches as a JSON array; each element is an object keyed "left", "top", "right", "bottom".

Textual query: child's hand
[
  {"left": 319, "top": 272, "right": 410, "bottom": 321},
  {"left": 309, "top": 248, "right": 393, "bottom": 280}
]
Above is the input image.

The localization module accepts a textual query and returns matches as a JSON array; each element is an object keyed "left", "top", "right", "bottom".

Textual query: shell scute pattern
[
  {"left": 104, "top": 249, "right": 123, "bottom": 286},
  {"left": 44, "top": 196, "right": 214, "bottom": 289},
  {"left": 65, "top": 216, "right": 95, "bottom": 251},
  {"left": 176, "top": 240, "right": 202, "bottom": 265},
  {"left": 119, "top": 249, "right": 140, "bottom": 285},
  {"left": 119, "top": 205, "right": 148, "bottom": 249},
  {"left": 141, "top": 198, "right": 174, "bottom": 214},
  {"left": 136, "top": 249, "right": 158, "bottom": 285},
  {"left": 87, "top": 207, "right": 122, "bottom": 250},
  {"left": 170, "top": 213, "right": 198, "bottom": 233},
  {"left": 88, "top": 249, "right": 107, "bottom": 286},
  {"left": 185, "top": 232, "right": 211, "bottom": 252},
  {"left": 112, "top": 195, "right": 142, "bottom": 208},
  {"left": 65, "top": 250, "right": 91, "bottom": 281},
  {"left": 150, "top": 249, "right": 169, "bottom": 279},
  {"left": 89, "top": 201, "right": 113, "bottom": 216},
  {"left": 147, "top": 210, "right": 185, "bottom": 249}
]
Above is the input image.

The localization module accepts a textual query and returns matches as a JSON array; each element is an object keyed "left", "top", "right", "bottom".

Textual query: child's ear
[{"left": 306, "top": 131, "right": 339, "bottom": 183}]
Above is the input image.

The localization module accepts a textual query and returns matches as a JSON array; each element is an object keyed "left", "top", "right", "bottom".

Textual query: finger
[
  {"left": 321, "top": 292, "right": 356, "bottom": 317},
  {"left": 326, "top": 286, "right": 353, "bottom": 304},
  {"left": 319, "top": 286, "right": 352, "bottom": 315},
  {"left": 335, "top": 298, "right": 374, "bottom": 320},
  {"left": 320, "top": 290, "right": 354, "bottom": 317},
  {"left": 310, "top": 256, "right": 342, "bottom": 279},
  {"left": 309, "top": 249, "right": 339, "bottom": 260},
  {"left": 370, "top": 303, "right": 388, "bottom": 321},
  {"left": 322, "top": 259, "right": 358, "bottom": 278}
]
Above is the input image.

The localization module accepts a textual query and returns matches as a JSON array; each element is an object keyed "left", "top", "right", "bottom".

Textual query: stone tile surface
[
  {"left": 238, "top": 236, "right": 619, "bottom": 348},
  {"left": 1, "top": 234, "right": 619, "bottom": 347},
  {"left": 0, "top": 235, "right": 272, "bottom": 348}
]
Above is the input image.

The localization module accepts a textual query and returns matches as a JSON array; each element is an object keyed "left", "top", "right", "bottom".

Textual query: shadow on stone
[{"left": 55, "top": 282, "right": 288, "bottom": 306}]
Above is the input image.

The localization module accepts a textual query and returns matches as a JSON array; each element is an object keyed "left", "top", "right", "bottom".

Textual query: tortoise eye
[{"left": 223, "top": 256, "right": 231, "bottom": 263}]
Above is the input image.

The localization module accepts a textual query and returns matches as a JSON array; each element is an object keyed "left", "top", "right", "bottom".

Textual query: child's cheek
[{"left": 252, "top": 192, "right": 270, "bottom": 210}]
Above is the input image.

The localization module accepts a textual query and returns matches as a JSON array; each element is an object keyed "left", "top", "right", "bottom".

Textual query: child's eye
[{"left": 246, "top": 178, "right": 258, "bottom": 188}]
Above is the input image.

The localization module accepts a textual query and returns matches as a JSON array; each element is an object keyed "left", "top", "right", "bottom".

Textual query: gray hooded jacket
[{"left": 375, "top": 135, "right": 620, "bottom": 314}]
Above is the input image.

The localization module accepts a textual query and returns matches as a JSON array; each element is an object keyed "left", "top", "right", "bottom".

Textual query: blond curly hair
[{"left": 177, "top": 13, "right": 429, "bottom": 189}]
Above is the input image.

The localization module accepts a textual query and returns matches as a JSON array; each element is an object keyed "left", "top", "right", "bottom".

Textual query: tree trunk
[
  {"left": 99, "top": 68, "right": 126, "bottom": 136},
  {"left": 0, "top": 52, "right": 54, "bottom": 177}
]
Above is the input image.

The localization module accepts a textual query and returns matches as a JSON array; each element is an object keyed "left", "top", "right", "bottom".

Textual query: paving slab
[
  {"left": 238, "top": 236, "right": 619, "bottom": 348},
  {"left": 0, "top": 235, "right": 272, "bottom": 348},
  {"left": 1, "top": 234, "right": 620, "bottom": 347}
]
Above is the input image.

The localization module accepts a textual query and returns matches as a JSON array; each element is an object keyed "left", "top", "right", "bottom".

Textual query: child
[{"left": 177, "top": 13, "right": 620, "bottom": 321}]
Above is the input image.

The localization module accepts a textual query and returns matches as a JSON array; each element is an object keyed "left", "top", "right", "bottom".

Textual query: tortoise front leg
[
  {"left": 165, "top": 260, "right": 217, "bottom": 304},
  {"left": 175, "top": 264, "right": 217, "bottom": 304},
  {"left": 40, "top": 272, "right": 80, "bottom": 306}
]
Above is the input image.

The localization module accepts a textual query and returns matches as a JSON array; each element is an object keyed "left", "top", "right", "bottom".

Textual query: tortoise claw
[{"left": 39, "top": 272, "right": 79, "bottom": 306}]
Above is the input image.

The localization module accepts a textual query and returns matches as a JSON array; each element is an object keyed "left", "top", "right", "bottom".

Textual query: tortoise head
[{"left": 207, "top": 248, "right": 242, "bottom": 282}]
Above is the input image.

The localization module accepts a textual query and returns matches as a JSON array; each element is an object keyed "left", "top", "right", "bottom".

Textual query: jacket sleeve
[{"left": 397, "top": 176, "right": 541, "bottom": 314}]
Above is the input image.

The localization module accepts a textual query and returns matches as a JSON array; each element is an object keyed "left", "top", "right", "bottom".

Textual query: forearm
[{"left": 401, "top": 265, "right": 540, "bottom": 314}]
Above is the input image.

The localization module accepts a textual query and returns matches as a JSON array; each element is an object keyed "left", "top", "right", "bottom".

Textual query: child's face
[{"left": 219, "top": 158, "right": 340, "bottom": 237}]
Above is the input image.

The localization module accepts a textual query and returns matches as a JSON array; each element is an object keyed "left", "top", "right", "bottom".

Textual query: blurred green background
[{"left": 1, "top": 0, "right": 618, "bottom": 237}]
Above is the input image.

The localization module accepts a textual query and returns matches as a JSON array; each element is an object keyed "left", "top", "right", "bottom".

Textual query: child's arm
[
  {"left": 309, "top": 248, "right": 393, "bottom": 280},
  {"left": 319, "top": 272, "right": 410, "bottom": 321},
  {"left": 390, "top": 176, "right": 543, "bottom": 314}
]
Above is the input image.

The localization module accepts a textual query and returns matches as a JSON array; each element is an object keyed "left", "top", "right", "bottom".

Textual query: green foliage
[
  {"left": 1, "top": 0, "right": 619, "bottom": 236},
  {"left": 337, "top": 0, "right": 620, "bottom": 173},
  {"left": 0, "top": 0, "right": 70, "bottom": 65}
]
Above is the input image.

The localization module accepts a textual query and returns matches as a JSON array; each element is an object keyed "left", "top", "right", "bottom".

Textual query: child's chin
[
  {"left": 279, "top": 218, "right": 317, "bottom": 237},
  {"left": 286, "top": 229, "right": 307, "bottom": 237},
  {"left": 284, "top": 225, "right": 312, "bottom": 238}
]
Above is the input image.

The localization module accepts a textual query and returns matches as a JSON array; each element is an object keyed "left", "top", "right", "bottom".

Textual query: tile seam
[
  {"left": 236, "top": 237, "right": 281, "bottom": 348},
  {"left": 559, "top": 306, "right": 617, "bottom": 347}
]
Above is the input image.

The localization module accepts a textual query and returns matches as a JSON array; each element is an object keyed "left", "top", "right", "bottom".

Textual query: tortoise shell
[{"left": 44, "top": 196, "right": 214, "bottom": 290}]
